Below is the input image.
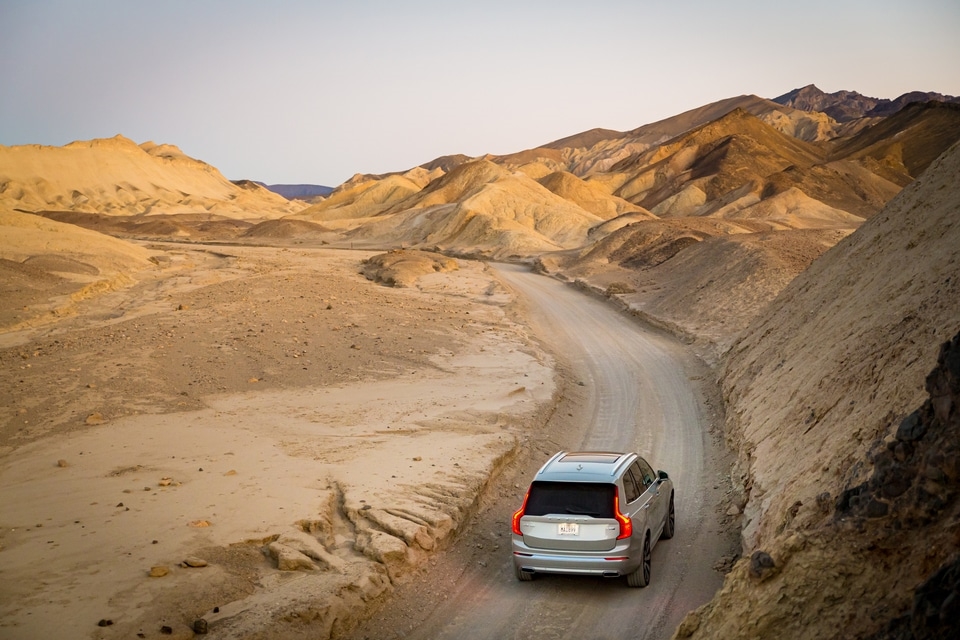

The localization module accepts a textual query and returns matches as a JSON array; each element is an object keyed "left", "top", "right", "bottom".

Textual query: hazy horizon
[{"left": 2, "top": 0, "right": 959, "bottom": 186}]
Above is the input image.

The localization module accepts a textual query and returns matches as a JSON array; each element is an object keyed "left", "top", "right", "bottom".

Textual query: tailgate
[{"left": 519, "top": 515, "right": 619, "bottom": 551}]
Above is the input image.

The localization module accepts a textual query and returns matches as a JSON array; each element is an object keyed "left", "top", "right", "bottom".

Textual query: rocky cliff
[{"left": 675, "top": 142, "right": 960, "bottom": 638}]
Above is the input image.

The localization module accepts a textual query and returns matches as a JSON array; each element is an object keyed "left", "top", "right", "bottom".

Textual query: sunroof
[{"left": 559, "top": 452, "right": 620, "bottom": 464}]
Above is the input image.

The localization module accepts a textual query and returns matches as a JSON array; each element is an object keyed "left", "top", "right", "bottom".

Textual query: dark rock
[
  {"left": 864, "top": 499, "right": 889, "bottom": 518},
  {"left": 897, "top": 411, "right": 926, "bottom": 442},
  {"left": 193, "top": 619, "right": 209, "bottom": 634},
  {"left": 857, "top": 332, "right": 960, "bottom": 638},
  {"left": 836, "top": 484, "right": 867, "bottom": 515},
  {"left": 881, "top": 473, "right": 913, "bottom": 499},
  {"left": 749, "top": 550, "right": 776, "bottom": 580},
  {"left": 943, "top": 337, "right": 960, "bottom": 380},
  {"left": 837, "top": 332, "right": 960, "bottom": 527},
  {"left": 816, "top": 491, "right": 832, "bottom": 513},
  {"left": 922, "top": 465, "right": 946, "bottom": 483},
  {"left": 869, "top": 554, "right": 960, "bottom": 639}
]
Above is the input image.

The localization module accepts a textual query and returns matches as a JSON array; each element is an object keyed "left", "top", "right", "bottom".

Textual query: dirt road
[{"left": 350, "top": 264, "right": 738, "bottom": 640}]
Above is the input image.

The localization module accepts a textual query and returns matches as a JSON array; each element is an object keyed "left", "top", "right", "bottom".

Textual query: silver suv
[{"left": 511, "top": 451, "right": 674, "bottom": 587}]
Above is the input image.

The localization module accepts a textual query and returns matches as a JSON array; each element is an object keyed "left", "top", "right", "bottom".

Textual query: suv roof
[{"left": 535, "top": 451, "right": 637, "bottom": 483}]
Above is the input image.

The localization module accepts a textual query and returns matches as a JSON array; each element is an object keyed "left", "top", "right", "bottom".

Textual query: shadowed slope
[
  {"left": 607, "top": 109, "right": 825, "bottom": 207},
  {"left": 827, "top": 101, "right": 960, "bottom": 184}
]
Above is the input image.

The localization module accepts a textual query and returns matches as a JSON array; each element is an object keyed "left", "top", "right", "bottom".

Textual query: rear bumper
[{"left": 511, "top": 536, "right": 640, "bottom": 577}]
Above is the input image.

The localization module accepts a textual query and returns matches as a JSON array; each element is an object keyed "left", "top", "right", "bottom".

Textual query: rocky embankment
[{"left": 669, "top": 145, "right": 960, "bottom": 638}]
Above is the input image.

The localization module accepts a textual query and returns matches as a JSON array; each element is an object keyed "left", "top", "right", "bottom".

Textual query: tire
[
  {"left": 627, "top": 534, "right": 651, "bottom": 588},
  {"left": 515, "top": 565, "right": 533, "bottom": 582},
  {"left": 662, "top": 493, "right": 675, "bottom": 540}
]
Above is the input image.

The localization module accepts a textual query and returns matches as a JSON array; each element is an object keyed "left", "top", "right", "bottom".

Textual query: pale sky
[{"left": 2, "top": 0, "right": 958, "bottom": 186}]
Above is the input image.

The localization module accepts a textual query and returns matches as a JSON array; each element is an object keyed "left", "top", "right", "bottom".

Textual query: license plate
[{"left": 558, "top": 522, "right": 579, "bottom": 535}]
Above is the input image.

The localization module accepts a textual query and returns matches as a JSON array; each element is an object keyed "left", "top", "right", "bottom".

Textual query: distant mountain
[
  {"left": 867, "top": 91, "right": 960, "bottom": 117},
  {"left": 774, "top": 84, "right": 960, "bottom": 122},
  {"left": 287, "top": 91, "right": 960, "bottom": 262},
  {"left": 257, "top": 183, "right": 334, "bottom": 200}
]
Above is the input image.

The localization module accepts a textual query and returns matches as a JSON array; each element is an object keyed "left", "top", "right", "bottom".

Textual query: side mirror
[{"left": 657, "top": 470, "right": 669, "bottom": 481}]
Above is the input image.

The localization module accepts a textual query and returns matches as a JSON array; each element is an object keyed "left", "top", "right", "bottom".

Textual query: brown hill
[
  {"left": 758, "top": 158, "right": 903, "bottom": 218},
  {"left": 536, "top": 171, "right": 653, "bottom": 220},
  {"left": 681, "top": 141, "right": 960, "bottom": 639},
  {"left": 607, "top": 108, "right": 825, "bottom": 207},
  {"left": 867, "top": 90, "right": 960, "bottom": 116},
  {"left": 241, "top": 218, "right": 335, "bottom": 241},
  {"left": 827, "top": 101, "right": 960, "bottom": 184},
  {"left": 703, "top": 187, "right": 863, "bottom": 229},
  {"left": 294, "top": 174, "right": 423, "bottom": 224},
  {"left": 600, "top": 105, "right": 924, "bottom": 221},
  {"left": 514, "top": 162, "right": 557, "bottom": 180},
  {"left": 0, "top": 136, "right": 304, "bottom": 219},
  {"left": 338, "top": 160, "right": 604, "bottom": 259},
  {"left": 399, "top": 159, "right": 507, "bottom": 208},
  {"left": 326, "top": 157, "right": 462, "bottom": 195},
  {"left": 554, "top": 217, "right": 756, "bottom": 273},
  {"left": 490, "top": 146, "right": 565, "bottom": 169},
  {"left": 0, "top": 207, "right": 155, "bottom": 329},
  {"left": 261, "top": 87, "right": 945, "bottom": 265},
  {"left": 755, "top": 103, "right": 960, "bottom": 218},
  {"left": 418, "top": 154, "right": 473, "bottom": 173},
  {"left": 540, "top": 127, "right": 625, "bottom": 151},
  {"left": 557, "top": 94, "right": 841, "bottom": 178}
]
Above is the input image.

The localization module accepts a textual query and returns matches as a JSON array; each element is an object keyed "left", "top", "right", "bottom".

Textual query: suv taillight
[
  {"left": 614, "top": 487, "right": 633, "bottom": 539},
  {"left": 512, "top": 487, "right": 531, "bottom": 535}
]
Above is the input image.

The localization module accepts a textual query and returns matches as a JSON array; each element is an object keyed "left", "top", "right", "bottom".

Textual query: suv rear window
[{"left": 525, "top": 481, "right": 615, "bottom": 518}]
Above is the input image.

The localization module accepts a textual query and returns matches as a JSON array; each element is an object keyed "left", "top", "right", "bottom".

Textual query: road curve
[{"left": 352, "top": 264, "right": 731, "bottom": 640}]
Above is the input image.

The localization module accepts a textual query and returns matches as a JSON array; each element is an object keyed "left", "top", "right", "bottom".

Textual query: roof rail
[
  {"left": 610, "top": 452, "right": 637, "bottom": 476},
  {"left": 536, "top": 451, "right": 567, "bottom": 475}
]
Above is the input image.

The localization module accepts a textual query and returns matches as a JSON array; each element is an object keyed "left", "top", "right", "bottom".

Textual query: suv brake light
[
  {"left": 614, "top": 487, "right": 632, "bottom": 539},
  {"left": 512, "top": 487, "right": 531, "bottom": 535}
]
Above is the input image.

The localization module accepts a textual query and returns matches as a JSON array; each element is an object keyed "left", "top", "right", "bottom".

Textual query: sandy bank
[{"left": 0, "top": 246, "right": 554, "bottom": 639}]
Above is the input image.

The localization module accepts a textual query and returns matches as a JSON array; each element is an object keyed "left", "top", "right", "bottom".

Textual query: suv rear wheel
[{"left": 627, "top": 534, "right": 651, "bottom": 587}]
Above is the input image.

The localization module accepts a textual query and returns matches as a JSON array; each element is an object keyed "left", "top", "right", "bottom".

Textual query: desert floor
[{"left": 0, "top": 242, "right": 736, "bottom": 639}]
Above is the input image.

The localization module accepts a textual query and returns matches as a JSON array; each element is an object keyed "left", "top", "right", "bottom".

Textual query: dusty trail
[{"left": 350, "top": 264, "right": 736, "bottom": 640}]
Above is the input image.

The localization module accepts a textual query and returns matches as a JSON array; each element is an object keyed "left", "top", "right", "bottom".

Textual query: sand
[{"left": 0, "top": 243, "right": 554, "bottom": 639}]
